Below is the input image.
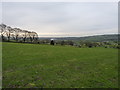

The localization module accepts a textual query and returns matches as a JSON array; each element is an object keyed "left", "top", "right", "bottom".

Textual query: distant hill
[{"left": 39, "top": 34, "right": 119, "bottom": 42}]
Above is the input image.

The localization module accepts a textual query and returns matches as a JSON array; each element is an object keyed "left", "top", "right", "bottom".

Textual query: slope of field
[
  {"left": 39, "top": 34, "right": 119, "bottom": 42},
  {"left": 2, "top": 42, "right": 118, "bottom": 88}
]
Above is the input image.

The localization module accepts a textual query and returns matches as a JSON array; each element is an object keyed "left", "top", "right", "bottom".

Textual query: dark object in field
[
  {"left": 105, "top": 46, "right": 107, "bottom": 48},
  {"left": 116, "top": 45, "right": 120, "bottom": 49},
  {"left": 105, "top": 46, "right": 109, "bottom": 48},
  {"left": 50, "top": 40, "right": 54, "bottom": 45},
  {"left": 89, "top": 45, "right": 92, "bottom": 48},
  {"left": 61, "top": 40, "right": 65, "bottom": 45}
]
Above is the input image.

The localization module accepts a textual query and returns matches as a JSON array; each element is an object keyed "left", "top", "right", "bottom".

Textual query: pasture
[{"left": 2, "top": 42, "right": 118, "bottom": 88}]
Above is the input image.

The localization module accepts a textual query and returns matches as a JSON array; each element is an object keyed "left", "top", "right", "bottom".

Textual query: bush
[{"left": 116, "top": 45, "right": 120, "bottom": 49}]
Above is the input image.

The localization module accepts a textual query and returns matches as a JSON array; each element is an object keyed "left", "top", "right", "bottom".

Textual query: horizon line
[{"left": 38, "top": 33, "right": 119, "bottom": 38}]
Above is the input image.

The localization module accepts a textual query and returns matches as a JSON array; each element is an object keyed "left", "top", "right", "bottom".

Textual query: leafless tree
[
  {"left": 13, "top": 28, "right": 22, "bottom": 42},
  {"left": 0, "top": 24, "right": 7, "bottom": 41},
  {"left": 22, "top": 30, "right": 29, "bottom": 42},
  {"left": 30, "top": 31, "right": 38, "bottom": 42},
  {"left": 6, "top": 26, "right": 14, "bottom": 41},
  {"left": 0, "top": 23, "right": 38, "bottom": 43}
]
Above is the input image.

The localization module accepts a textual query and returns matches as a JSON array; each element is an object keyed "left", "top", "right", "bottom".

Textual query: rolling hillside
[
  {"left": 39, "top": 34, "right": 119, "bottom": 42},
  {"left": 2, "top": 42, "right": 118, "bottom": 88}
]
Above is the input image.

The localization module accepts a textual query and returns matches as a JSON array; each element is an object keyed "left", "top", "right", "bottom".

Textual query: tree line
[
  {"left": 38, "top": 39, "right": 120, "bottom": 49},
  {"left": 0, "top": 24, "right": 38, "bottom": 43},
  {"left": 0, "top": 23, "right": 119, "bottom": 49}
]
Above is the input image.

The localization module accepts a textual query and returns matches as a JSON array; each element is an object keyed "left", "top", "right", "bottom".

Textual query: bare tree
[
  {"left": 27, "top": 31, "right": 33, "bottom": 42},
  {"left": 13, "top": 28, "right": 22, "bottom": 42},
  {"left": 0, "top": 23, "right": 39, "bottom": 43},
  {"left": 6, "top": 26, "right": 13, "bottom": 41},
  {"left": 22, "top": 30, "right": 28, "bottom": 42},
  {"left": 34, "top": 32, "right": 38, "bottom": 41},
  {"left": 0, "top": 24, "right": 7, "bottom": 41},
  {"left": 31, "top": 31, "right": 38, "bottom": 42}
]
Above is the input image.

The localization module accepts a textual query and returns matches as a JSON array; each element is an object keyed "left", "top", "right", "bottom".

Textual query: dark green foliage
[{"left": 60, "top": 40, "right": 65, "bottom": 45}]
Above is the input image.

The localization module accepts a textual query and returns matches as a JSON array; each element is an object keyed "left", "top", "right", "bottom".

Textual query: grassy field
[{"left": 2, "top": 42, "right": 118, "bottom": 88}]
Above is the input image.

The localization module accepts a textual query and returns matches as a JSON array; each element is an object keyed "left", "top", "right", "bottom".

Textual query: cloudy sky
[{"left": 2, "top": 2, "right": 118, "bottom": 37}]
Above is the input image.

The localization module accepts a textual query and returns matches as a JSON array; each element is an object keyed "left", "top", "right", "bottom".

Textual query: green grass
[{"left": 2, "top": 42, "right": 118, "bottom": 88}]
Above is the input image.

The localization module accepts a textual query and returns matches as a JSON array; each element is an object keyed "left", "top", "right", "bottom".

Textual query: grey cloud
[{"left": 2, "top": 2, "right": 118, "bottom": 37}]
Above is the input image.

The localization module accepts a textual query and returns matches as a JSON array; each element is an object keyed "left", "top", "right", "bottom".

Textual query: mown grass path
[{"left": 2, "top": 42, "right": 118, "bottom": 88}]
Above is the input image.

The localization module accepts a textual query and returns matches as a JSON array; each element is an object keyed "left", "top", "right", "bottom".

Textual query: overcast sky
[{"left": 2, "top": 2, "right": 118, "bottom": 37}]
